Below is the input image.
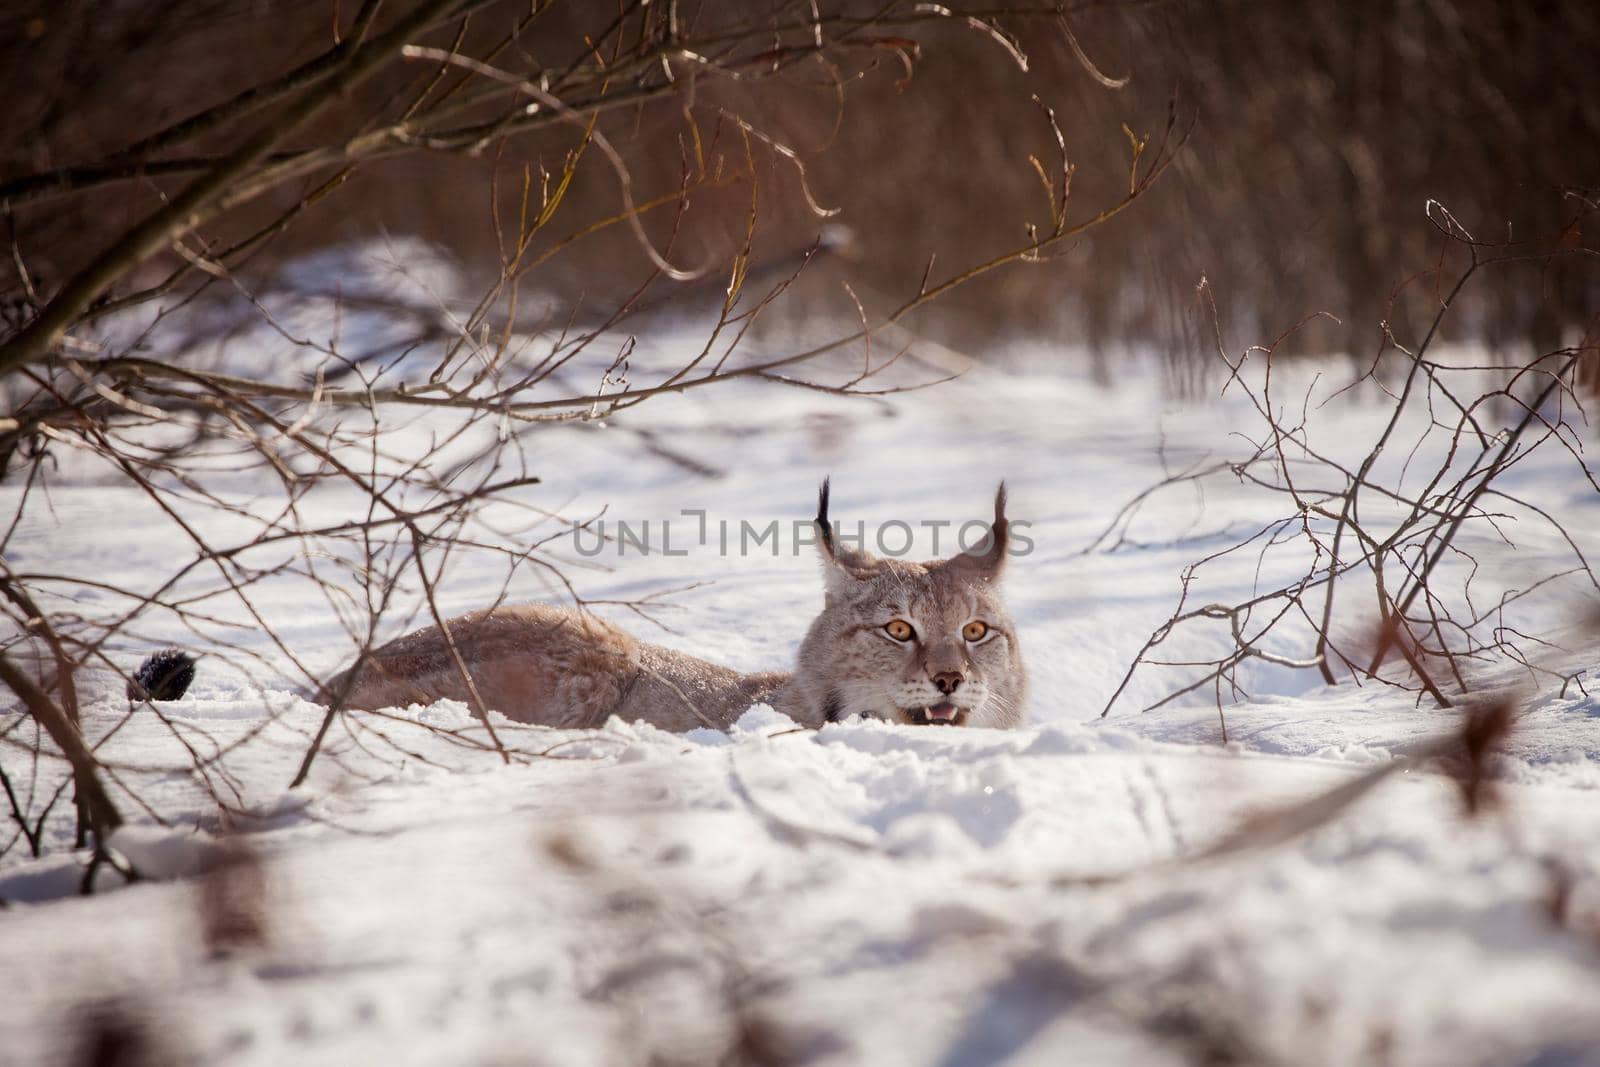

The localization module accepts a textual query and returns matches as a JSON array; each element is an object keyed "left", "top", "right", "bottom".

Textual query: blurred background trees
[{"left": 3, "top": 1, "right": 1595, "bottom": 382}]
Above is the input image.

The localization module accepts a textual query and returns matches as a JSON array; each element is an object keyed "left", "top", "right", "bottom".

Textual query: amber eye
[
  {"left": 962, "top": 621, "right": 990, "bottom": 642},
  {"left": 884, "top": 619, "right": 915, "bottom": 642}
]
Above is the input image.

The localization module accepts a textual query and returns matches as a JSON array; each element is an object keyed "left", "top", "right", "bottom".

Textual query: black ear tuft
[
  {"left": 992, "top": 481, "right": 1010, "bottom": 552},
  {"left": 815, "top": 476, "right": 835, "bottom": 558},
  {"left": 128, "top": 649, "right": 197, "bottom": 702}
]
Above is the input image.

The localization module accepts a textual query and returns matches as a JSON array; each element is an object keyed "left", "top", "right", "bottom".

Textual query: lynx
[{"left": 325, "top": 482, "right": 1028, "bottom": 731}]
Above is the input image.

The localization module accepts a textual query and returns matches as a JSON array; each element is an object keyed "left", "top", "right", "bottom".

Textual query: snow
[{"left": 3, "top": 250, "right": 1600, "bottom": 1064}]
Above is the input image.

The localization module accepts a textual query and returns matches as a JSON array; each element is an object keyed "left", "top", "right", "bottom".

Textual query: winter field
[{"left": 3, "top": 251, "right": 1600, "bottom": 1066}]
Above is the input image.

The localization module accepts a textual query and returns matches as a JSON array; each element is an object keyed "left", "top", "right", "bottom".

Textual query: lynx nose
[{"left": 932, "top": 671, "right": 964, "bottom": 695}]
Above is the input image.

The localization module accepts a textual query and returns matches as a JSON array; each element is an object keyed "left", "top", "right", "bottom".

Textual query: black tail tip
[{"left": 128, "top": 649, "right": 197, "bottom": 702}]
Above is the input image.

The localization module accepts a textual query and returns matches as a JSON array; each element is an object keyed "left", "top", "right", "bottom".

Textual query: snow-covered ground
[{"left": 3, "top": 256, "right": 1600, "bottom": 1065}]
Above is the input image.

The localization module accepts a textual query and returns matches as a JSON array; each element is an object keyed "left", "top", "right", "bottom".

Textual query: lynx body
[{"left": 327, "top": 484, "right": 1027, "bottom": 731}]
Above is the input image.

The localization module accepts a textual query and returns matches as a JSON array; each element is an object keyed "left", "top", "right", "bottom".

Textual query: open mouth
[{"left": 903, "top": 702, "right": 967, "bottom": 727}]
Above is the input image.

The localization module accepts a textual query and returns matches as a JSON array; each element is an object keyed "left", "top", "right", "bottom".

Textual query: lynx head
[{"left": 790, "top": 480, "right": 1027, "bottom": 730}]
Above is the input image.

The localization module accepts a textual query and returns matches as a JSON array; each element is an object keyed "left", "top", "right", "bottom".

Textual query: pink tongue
[{"left": 926, "top": 703, "right": 958, "bottom": 721}]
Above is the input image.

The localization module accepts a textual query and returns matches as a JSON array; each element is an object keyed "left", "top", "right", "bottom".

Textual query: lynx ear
[
  {"left": 951, "top": 482, "right": 1009, "bottom": 580},
  {"left": 813, "top": 477, "right": 878, "bottom": 601}
]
